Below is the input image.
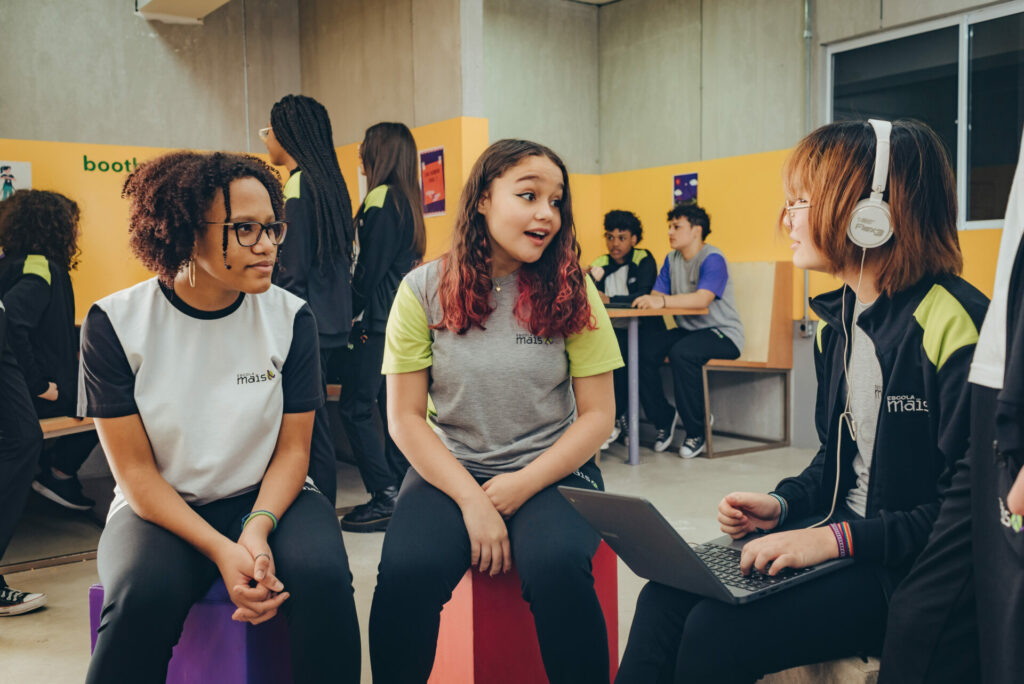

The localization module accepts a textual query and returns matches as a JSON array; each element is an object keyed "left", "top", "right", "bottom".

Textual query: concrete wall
[
  {"left": 482, "top": 0, "right": 600, "bottom": 174},
  {"left": 298, "top": 0, "right": 466, "bottom": 147},
  {"left": 0, "top": 0, "right": 300, "bottom": 152}
]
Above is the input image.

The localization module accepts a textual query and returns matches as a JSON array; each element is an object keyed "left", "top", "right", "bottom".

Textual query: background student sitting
[
  {"left": 588, "top": 209, "right": 659, "bottom": 447},
  {"left": 633, "top": 203, "right": 744, "bottom": 458},
  {"left": 0, "top": 190, "right": 98, "bottom": 510}
]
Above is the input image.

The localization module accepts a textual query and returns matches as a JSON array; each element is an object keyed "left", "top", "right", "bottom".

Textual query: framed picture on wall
[
  {"left": 0, "top": 161, "right": 32, "bottom": 200},
  {"left": 673, "top": 172, "right": 697, "bottom": 206},
  {"left": 420, "top": 146, "right": 445, "bottom": 217}
]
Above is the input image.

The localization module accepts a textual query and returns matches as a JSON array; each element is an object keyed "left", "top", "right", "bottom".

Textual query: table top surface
[{"left": 606, "top": 306, "right": 708, "bottom": 318}]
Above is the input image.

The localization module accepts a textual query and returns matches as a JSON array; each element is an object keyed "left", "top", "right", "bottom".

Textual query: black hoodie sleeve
[
  {"left": 351, "top": 188, "right": 410, "bottom": 319},
  {"left": 3, "top": 271, "right": 51, "bottom": 396},
  {"left": 275, "top": 173, "right": 313, "bottom": 301},
  {"left": 771, "top": 321, "right": 832, "bottom": 520}
]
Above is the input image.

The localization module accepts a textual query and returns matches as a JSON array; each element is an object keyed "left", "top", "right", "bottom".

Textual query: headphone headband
[{"left": 867, "top": 119, "right": 892, "bottom": 201}]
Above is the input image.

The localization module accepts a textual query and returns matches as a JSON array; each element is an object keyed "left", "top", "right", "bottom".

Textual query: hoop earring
[{"left": 188, "top": 258, "right": 196, "bottom": 288}]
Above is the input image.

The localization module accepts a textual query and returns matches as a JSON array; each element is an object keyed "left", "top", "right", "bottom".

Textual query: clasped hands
[
  {"left": 718, "top": 492, "right": 840, "bottom": 576},
  {"left": 214, "top": 519, "right": 288, "bottom": 624},
  {"left": 461, "top": 470, "right": 541, "bottom": 578}
]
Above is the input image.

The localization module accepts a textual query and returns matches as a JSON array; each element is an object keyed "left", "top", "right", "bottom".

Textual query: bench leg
[{"left": 702, "top": 366, "right": 714, "bottom": 458}]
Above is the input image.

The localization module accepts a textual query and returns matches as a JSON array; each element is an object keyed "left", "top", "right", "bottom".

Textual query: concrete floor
[{"left": 1, "top": 442, "right": 813, "bottom": 684}]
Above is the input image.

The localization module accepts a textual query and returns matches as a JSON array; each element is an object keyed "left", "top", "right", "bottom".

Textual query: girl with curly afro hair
[
  {"left": 81, "top": 151, "right": 360, "bottom": 683},
  {"left": 368, "top": 140, "right": 623, "bottom": 682},
  {"left": 0, "top": 189, "right": 100, "bottom": 511}
]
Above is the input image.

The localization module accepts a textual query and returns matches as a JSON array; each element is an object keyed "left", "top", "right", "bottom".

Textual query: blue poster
[{"left": 673, "top": 172, "right": 698, "bottom": 206}]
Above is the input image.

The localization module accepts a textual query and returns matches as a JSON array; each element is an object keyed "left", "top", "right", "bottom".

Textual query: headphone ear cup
[{"left": 847, "top": 199, "right": 893, "bottom": 248}]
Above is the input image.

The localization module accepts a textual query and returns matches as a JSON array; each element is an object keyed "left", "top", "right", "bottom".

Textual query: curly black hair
[
  {"left": 122, "top": 151, "right": 284, "bottom": 284},
  {"left": 603, "top": 209, "right": 643, "bottom": 241},
  {"left": 0, "top": 190, "right": 81, "bottom": 271}
]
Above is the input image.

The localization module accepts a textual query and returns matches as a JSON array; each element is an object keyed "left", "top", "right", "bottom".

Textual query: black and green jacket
[
  {"left": 774, "top": 275, "right": 988, "bottom": 575},
  {"left": 351, "top": 185, "right": 419, "bottom": 335},
  {"left": 589, "top": 247, "right": 658, "bottom": 305},
  {"left": 0, "top": 252, "right": 79, "bottom": 417},
  {"left": 274, "top": 168, "right": 353, "bottom": 350}
]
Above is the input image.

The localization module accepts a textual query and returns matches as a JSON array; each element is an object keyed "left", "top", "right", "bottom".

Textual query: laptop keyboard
[{"left": 692, "top": 543, "right": 812, "bottom": 592}]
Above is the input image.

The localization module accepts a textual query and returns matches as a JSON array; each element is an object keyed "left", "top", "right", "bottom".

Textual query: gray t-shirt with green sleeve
[{"left": 382, "top": 259, "right": 624, "bottom": 476}]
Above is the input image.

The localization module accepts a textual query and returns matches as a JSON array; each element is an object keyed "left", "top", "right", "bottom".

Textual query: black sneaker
[
  {"left": 680, "top": 435, "right": 706, "bottom": 459},
  {"left": 340, "top": 486, "right": 398, "bottom": 533},
  {"left": 32, "top": 470, "right": 95, "bottom": 511},
  {"left": 652, "top": 416, "right": 677, "bottom": 452},
  {"left": 0, "top": 577, "right": 46, "bottom": 616}
]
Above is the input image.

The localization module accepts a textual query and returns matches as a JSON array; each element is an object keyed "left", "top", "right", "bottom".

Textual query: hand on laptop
[
  {"left": 738, "top": 527, "right": 839, "bottom": 577},
  {"left": 717, "top": 492, "right": 781, "bottom": 539}
]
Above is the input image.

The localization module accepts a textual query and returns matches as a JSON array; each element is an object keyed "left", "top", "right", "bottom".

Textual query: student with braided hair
[
  {"left": 82, "top": 151, "right": 360, "bottom": 682},
  {"left": 261, "top": 94, "right": 356, "bottom": 503}
]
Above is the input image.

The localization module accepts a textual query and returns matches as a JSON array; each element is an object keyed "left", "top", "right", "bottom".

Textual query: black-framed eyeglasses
[{"left": 206, "top": 221, "right": 288, "bottom": 247}]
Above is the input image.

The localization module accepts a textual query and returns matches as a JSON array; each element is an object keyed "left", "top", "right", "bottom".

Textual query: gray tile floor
[{"left": 1, "top": 442, "right": 814, "bottom": 684}]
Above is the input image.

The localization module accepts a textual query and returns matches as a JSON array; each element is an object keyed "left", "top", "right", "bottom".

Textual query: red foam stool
[{"left": 429, "top": 540, "right": 618, "bottom": 683}]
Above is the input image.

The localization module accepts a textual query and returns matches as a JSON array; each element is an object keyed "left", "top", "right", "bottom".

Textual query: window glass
[
  {"left": 833, "top": 27, "right": 959, "bottom": 168},
  {"left": 968, "top": 13, "right": 1024, "bottom": 221}
]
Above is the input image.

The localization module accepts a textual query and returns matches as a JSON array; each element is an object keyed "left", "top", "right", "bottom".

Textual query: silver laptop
[{"left": 560, "top": 487, "right": 853, "bottom": 605}]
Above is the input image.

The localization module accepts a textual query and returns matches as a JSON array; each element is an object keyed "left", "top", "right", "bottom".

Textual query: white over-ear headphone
[{"left": 847, "top": 119, "right": 893, "bottom": 249}]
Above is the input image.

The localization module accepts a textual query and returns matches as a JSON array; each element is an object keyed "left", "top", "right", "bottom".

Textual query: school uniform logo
[
  {"left": 885, "top": 394, "right": 928, "bottom": 413},
  {"left": 237, "top": 369, "right": 277, "bottom": 384},
  {"left": 999, "top": 497, "right": 1024, "bottom": 534},
  {"left": 516, "top": 334, "right": 553, "bottom": 345}
]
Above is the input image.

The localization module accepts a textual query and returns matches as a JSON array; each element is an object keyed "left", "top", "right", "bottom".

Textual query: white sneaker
[
  {"left": 0, "top": 580, "right": 47, "bottom": 616},
  {"left": 653, "top": 416, "right": 678, "bottom": 452},
  {"left": 679, "top": 435, "right": 706, "bottom": 459}
]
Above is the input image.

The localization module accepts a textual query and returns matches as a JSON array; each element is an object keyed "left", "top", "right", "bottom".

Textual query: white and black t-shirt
[{"left": 78, "top": 278, "right": 323, "bottom": 520}]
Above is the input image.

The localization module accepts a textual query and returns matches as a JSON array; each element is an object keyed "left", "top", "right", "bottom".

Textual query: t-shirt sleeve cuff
[
  {"left": 283, "top": 394, "right": 324, "bottom": 414},
  {"left": 84, "top": 402, "right": 139, "bottom": 419},
  {"left": 570, "top": 358, "right": 625, "bottom": 378},
  {"left": 381, "top": 358, "right": 433, "bottom": 375}
]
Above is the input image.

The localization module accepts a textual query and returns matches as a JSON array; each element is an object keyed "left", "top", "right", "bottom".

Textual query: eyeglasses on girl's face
[{"left": 205, "top": 220, "right": 288, "bottom": 247}]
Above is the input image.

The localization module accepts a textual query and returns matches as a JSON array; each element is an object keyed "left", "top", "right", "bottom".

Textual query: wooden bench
[
  {"left": 762, "top": 655, "right": 880, "bottom": 683},
  {"left": 40, "top": 416, "right": 95, "bottom": 438},
  {"left": 701, "top": 261, "right": 792, "bottom": 458}
]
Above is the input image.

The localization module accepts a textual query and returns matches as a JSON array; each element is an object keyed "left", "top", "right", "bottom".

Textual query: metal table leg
[{"left": 627, "top": 316, "right": 640, "bottom": 465}]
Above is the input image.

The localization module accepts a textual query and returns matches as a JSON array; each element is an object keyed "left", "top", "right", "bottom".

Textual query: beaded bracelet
[
  {"left": 242, "top": 510, "right": 279, "bottom": 533},
  {"left": 829, "top": 521, "right": 854, "bottom": 558},
  {"left": 768, "top": 493, "right": 788, "bottom": 526}
]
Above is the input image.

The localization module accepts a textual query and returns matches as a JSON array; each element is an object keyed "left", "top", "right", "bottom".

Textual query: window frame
[{"left": 824, "top": 1, "right": 1024, "bottom": 230}]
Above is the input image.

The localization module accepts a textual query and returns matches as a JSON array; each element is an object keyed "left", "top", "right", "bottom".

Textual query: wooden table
[{"left": 606, "top": 307, "right": 708, "bottom": 465}]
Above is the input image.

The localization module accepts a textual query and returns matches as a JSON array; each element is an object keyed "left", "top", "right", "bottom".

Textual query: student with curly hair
[
  {"left": 368, "top": 139, "right": 623, "bottom": 682},
  {"left": 0, "top": 190, "right": 99, "bottom": 512},
  {"left": 81, "top": 151, "right": 360, "bottom": 682},
  {"left": 261, "top": 94, "right": 356, "bottom": 504},
  {"left": 338, "top": 122, "right": 424, "bottom": 533}
]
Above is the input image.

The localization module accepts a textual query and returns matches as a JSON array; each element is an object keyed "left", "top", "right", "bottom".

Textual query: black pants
[
  {"left": 616, "top": 561, "right": 887, "bottom": 684},
  {"left": 308, "top": 346, "right": 340, "bottom": 505},
  {"left": 335, "top": 331, "right": 406, "bottom": 493},
  {"left": 369, "top": 463, "right": 609, "bottom": 683},
  {"left": 638, "top": 327, "right": 740, "bottom": 437},
  {"left": 877, "top": 388, "right": 979, "bottom": 683},
  {"left": 0, "top": 340, "right": 42, "bottom": 561},
  {"left": 86, "top": 488, "right": 360, "bottom": 684}
]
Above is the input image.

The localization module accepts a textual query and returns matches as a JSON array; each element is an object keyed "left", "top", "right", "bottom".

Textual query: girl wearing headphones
[
  {"left": 616, "top": 119, "right": 988, "bottom": 684},
  {"left": 369, "top": 139, "right": 622, "bottom": 683},
  {"left": 82, "top": 152, "right": 360, "bottom": 683}
]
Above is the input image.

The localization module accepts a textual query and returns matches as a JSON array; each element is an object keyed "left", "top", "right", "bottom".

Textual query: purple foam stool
[{"left": 90, "top": 581, "right": 291, "bottom": 683}]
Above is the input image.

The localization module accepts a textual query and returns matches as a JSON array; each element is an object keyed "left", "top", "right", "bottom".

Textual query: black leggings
[
  {"left": 616, "top": 562, "right": 887, "bottom": 684},
  {"left": 638, "top": 327, "right": 740, "bottom": 437},
  {"left": 369, "top": 463, "right": 609, "bottom": 683},
  {"left": 0, "top": 338, "right": 42, "bottom": 561},
  {"left": 86, "top": 488, "right": 360, "bottom": 684}
]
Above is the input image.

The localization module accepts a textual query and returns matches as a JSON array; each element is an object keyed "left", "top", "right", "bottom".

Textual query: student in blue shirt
[{"left": 633, "top": 203, "right": 744, "bottom": 458}]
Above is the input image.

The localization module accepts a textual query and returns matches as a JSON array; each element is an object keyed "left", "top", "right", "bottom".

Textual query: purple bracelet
[{"left": 828, "top": 522, "right": 853, "bottom": 558}]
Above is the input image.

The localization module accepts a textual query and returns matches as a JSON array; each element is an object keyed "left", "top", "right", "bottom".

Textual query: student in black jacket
[
  {"left": 0, "top": 190, "right": 97, "bottom": 512},
  {"left": 0, "top": 298, "right": 47, "bottom": 615},
  {"left": 588, "top": 210, "right": 659, "bottom": 447},
  {"left": 616, "top": 120, "right": 987, "bottom": 684},
  {"left": 261, "top": 95, "right": 356, "bottom": 504},
  {"left": 337, "top": 122, "right": 425, "bottom": 532}
]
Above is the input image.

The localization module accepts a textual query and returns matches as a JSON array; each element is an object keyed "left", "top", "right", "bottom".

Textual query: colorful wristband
[
  {"left": 242, "top": 510, "right": 278, "bottom": 533},
  {"left": 768, "top": 493, "right": 788, "bottom": 526},
  {"left": 829, "top": 521, "right": 854, "bottom": 558}
]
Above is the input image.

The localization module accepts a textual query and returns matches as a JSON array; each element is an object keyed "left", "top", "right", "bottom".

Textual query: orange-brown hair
[{"left": 782, "top": 119, "right": 962, "bottom": 295}]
